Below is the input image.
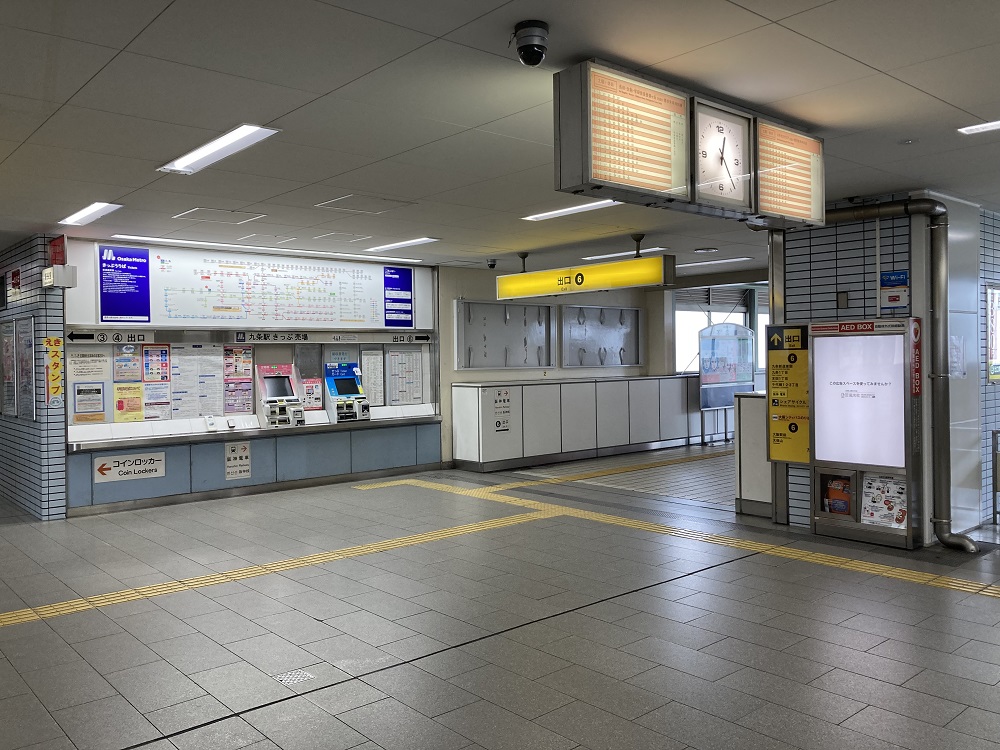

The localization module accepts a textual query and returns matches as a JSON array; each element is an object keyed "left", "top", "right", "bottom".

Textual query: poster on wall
[
  {"left": 223, "top": 345, "right": 254, "bottom": 414},
  {"left": 387, "top": 349, "right": 422, "bottom": 405},
  {"left": 113, "top": 345, "right": 141, "bottom": 381},
  {"left": 2, "top": 322, "right": 15, "bottom": 416},
  {"left": 44, "top": 336, "right": 64, "bottom": 409},
  {"left": 360, "top": 349, "right": 385, "bottom": 407},
  {"left": 99, "top": 246, "right": 150, "bottom": 323},
  {"left": 383, "top": 267, "right": 413, "bottom": 327},
  {"left": 73, "top": 382, "right": 105, "bottom": 422},
  {"left": 15, "top": 317, "right": 34, "bottom": 420},
  {"left": 113, "top": 383, "right": 143, "bottom": 422},
  {"left": 67, "top": 346, "right": 113, "bottom": 424},
  {"left": 812, "top": 333, "right": 906, "bottom": 468},
  {"left": 860, "top": 473, "right": 908, "bottom": 528},
  {"left": 142, "top": 345, "right": 170, "bottom": 382},
  {"left": 988, "top": 286, "right": 1000, "bottom": 383},
  {"left": 142, "top": 382, "right": 171, "bottom": 420}
]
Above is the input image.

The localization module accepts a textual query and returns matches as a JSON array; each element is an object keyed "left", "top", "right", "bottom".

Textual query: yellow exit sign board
[
  {"left": 496, "top": 256, "right": 675, "bottom": 300},
  {"left": 767, "top": 324, "right": 810, "bottom": 464}
]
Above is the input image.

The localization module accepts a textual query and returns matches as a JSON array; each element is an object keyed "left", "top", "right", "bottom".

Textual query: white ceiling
[{"left": 1, "top": 0, "right": 999, "bottom": 275}]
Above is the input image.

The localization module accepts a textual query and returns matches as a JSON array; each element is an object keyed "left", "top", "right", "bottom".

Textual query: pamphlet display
[
  {"left": 860, "top": 473, "right": 908, "bottom": 528},
  {"left": 818, "top": 471, "right": 854, "bottom": 516}
]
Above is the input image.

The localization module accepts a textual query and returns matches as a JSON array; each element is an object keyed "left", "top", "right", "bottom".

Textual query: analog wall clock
[{"left": 693, "top": 101, "right": 754, "bottom": 212}]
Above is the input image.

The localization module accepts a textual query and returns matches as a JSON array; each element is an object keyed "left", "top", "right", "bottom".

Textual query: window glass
[
  {"left": 756, "top": 311, "right": 769, "bottom": 369},
  {"left": 675, "top": 310, "right": 708, "bottom": 372}
]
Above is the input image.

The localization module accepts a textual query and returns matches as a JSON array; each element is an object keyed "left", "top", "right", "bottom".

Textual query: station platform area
[{"left": 3, "top": 449, "right": 1000, "bottom": 750}]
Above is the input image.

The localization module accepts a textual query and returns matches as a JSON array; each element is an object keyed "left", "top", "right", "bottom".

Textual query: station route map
[{"left": 151, "top": 251, "right": 386, "bottom": 329}]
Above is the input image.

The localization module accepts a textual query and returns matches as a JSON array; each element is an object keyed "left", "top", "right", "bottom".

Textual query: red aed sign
[
  {"left": 11, "top": 269, "right": 20, "bottom": 289},
  {"left": 48, "top": 236, "right": 66, "bottom": 265},
  {"left": 910, "top": 319, "right": 922, "bottom": 396}
]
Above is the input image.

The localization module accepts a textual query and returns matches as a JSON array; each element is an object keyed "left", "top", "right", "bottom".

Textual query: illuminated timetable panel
[
  {"left": 757, "top": 121, "right": 824, "bottom": 225},
  {"left": 588, "top": 67, "right": 688, "bottom": 197}
]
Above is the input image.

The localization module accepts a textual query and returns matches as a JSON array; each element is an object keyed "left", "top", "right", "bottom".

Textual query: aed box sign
[{"left": 766, "top": 325, "right": 809, "bottom": 464}]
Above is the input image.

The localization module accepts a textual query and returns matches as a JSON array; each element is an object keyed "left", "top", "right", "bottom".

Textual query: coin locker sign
[{"left": 767, "top": 325, "right": 810, "bottom": 463}]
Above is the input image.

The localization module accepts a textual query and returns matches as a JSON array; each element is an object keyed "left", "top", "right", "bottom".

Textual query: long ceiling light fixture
[
  {"left": 363, "top": 237, "right": 439, "bottom": 252},
  {"left": 157, "top": 124, "right": 280, "bottom": 174},
  {"left": 110, "top": 235, "right": 423, "bottom": 263},
  {"left": 676, "top": 256, "right": 753, "bottom": 268},
  {"left": 958, "top": 120, "right": 1000, "bottom": 135},
  {"left": 59, "top": 202, "right": 122, "bottom": 225},
  {"left": 521, "top": 199, "right": 619, "bottom": 221}
]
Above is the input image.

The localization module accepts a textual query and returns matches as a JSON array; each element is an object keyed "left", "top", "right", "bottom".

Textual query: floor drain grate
[{"left": 271, "top": 669, "right": 315, "bottom": 686}]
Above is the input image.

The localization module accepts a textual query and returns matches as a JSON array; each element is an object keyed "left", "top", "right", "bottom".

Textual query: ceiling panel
[
  {"left": 26, "top": 107, "right": 214, "bottom": 162},
  {"left": 393, "top": 129, "right": 553, "bottom": 179},
  {"left": 726, "top": 0, "right": 832, "bottom": 21},
  {"left": 236, "top": 203, "right": 364, "bottom": 230},
  {"left": 429, "top": 165, "right": 572, "bottom": 212},
  {"left": 332, "top": 40, "right": 553, "bottom": 128},
  {"left": 782, "top": 0, "right": 1000, "bottom": 70},
  {"left": 151, "top": 170, "right": 306, "bottom": 205},
  {"left": 891, "top": 43, "right": 1000, "bottom": 112},
  {"left": 0, "top": 0, "right": 172, "bottom": 47},
  {"left": 0, "top": 94, "right": 61, "bottom": 143},
  {"left": 318, "top": 0, "right": 508, "bottom": 36},
  {"left": 824, "top": 114, "right": 993, "bottom": 167},
  {"left": 270, "top": 95, "right": 466, "bottom": 159},
  {"left": 127, "top": 0, "right": 432, "bottom": 94},
  {"left": 0, "top": 144, "right": 161, "bottom": 189},
  {"left": 112, "top": 188, "right": 250, "bottom": 214},
  {"left": 476, "top": 104, "right": 554, "bottom": 146},
  {"left": 649, "top": 24, "right": 873, "bottom": 106},
  {"left": 206, "top": 139, "right": 374, "bottom": 184},
  {"left": 321, "top": 160, "right": 487, "bottom": 200},
  {"left": 68, "top": 53, "right": 315, "bottom": 130},
  {"left": 445, "top": 0, "right": 768, "bottom": 72},
  {"left": 0, "top": 26, "right": 118, "bottom": 103}
]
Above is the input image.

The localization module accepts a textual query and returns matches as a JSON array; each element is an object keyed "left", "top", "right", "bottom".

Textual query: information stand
[
  {"left": 698, "top": 323, "right": 754, "bottom": 443},
  {"left": 809, "top": 319, "right": 922, "bottom": 548}
]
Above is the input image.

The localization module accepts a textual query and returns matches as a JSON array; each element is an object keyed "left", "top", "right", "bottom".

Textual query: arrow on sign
[
  {"left": 68, "top": 331, "right": 95, "bottom": 342},
  {"left": 770, "top": 333, "right": 782, "bottom": 346},
  {"left": 96, "top": 463, "right": 111, "bottom": 476},
  {"left": 414, "top": 335, "right": 431, "bottom": 341}
]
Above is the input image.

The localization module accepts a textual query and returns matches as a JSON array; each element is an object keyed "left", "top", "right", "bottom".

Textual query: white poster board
[{"left": 813, "top": 334, "right": 906, "bottom": 468}]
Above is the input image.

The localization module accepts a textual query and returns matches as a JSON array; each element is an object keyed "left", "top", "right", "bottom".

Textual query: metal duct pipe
[{"left": 823, "top": 199, "right": 978, "bottom": 552}]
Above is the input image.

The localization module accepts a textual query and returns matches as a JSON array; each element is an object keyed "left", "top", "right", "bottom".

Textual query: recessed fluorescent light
[
  {"left": 59, "top": 202, "right": 122, "bottom": 225},
  {"left": 110, "top": 235, "right": 422, "bottom": 263},
  {"left": 363, "top": 237, "right": 439, "bottom": 252},
  {"left": 580, "top": 247, "right": 666, "bottom": 261},
  {"left": 522, "top": 199, "right": 619, "bottom": 221},
  {"left": 313, "top": 232, "right": 372, "bottom": 242},
  {"left": 693, "top": 247, "right": 719, "bottom": 254},
  {"left": 157, "top": 124, "right": 280, "bottom": 174},
  {"left": 676, "top": 256, "right": 753, "bottom": 268},
  {"left": 958, "top": 120, "right": 1000, "bottom": 135}
]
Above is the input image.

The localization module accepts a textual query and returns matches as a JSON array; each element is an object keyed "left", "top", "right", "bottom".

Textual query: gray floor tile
[
  {"left": 413, "top": 649, "right": 488, "bottom": 680},
  {"left": 535, "top": 664, "right": 667, "bottom": 719},
  {"left": 150, "top": 632, "right": 243, "bottom": 674},
  {"left": 811, "top": 668, "right": 965, "bottom": 726},
  {"left": 1, "top": 631, "right": 80, "bottom": 672},
  {"left": 675, "top": 591, "right": 783, "bottom": 624},
  {"left": 185, "top": 610, "right": 269, "bottom": 645},
  {"left": 280, "top": 591, "right": 360, "bottom": 620},
  {"left": 436, "top": 699, "right": 575, "bottom": 750},
  {"left": 214, "top": 590, "right": 291, "bottom": 620},
  {"left": 614, "top": 611, "right": 728, "bottom": 649},
  {"left": 766, "top": 613, "right": 888, "bottom": 651},
  {"left": 53, "top": 695, "right": 160, "bottom": 750},
  {"left": 612, "top": 591, "right": 709, "bottom": 622},
  {"left": 628, "top": 664, "right": 769, "bottom": 721},
  {"left": 73, "top": 632, "right": 160, "bottom": 675},
  {"left": 622, "top": 636, "right": 742, "bottom": 681},
  {"left": 396, "top": 611, "right": 491, "bottom": 645},
  {"left": 302, "top": 634, "right": 401, "bottom": 675},
  {"left": 841, "top": 612, "right": 970, "bottom": 652},
  {"left": 189, "top": 662, "right": 293, "bottom": 713},
  {"left": 818, "top": 594, "right": 934, "bottom": 626},
  {"left": 449, "top": 663, "right": 574, "bottom": 719},
  {"left": 783, "top": 637, "right": 923, "bottom": 684},
  {"left": 867, "top": 637, "right": 1000, "bottom": 684},
  {"left": 243, "top": 696, "right": 367, "bottom": 750},
  {"left": 538, "top": 635, "right": 658, "bottom": 681},
  {"left": 843, "top": 705, "right": 999, "bottom": 750},
  {"left": 46, "top": 610, "right": 125, "bottom": 645},
  {"left": 741, "top": 702, "right": 904, "bottom": 750},
  {"left": 339, "top": 697, "right": 470, "bottom": 750},
  {"left": 502, "top": 621, "right": 570, "bottom": 649},
  {"left": 22, "top": 660, "right": 118, "bottom": 711},
  {"left": 946, "top": 707, "right": 1000, "bottom": 742},
  {"left": 304, "top": 573, "right": 376, "bottom": 600},
  {"left": 116, "top": 610, "right": 197, "bottom": 644},
  {"left": 225, "top": 633, "right": 318, "bottom": 675},
  {"left": 343, "top": 590, "right": 429, "bottom": 620},
  {"left": 0, "top": 658, "right": 30, "bottom": 700},
  {"left": 720, "top": 666, "right": 864, "bottom": 723},
  {"left": 702, "top": 637, "right": 832, "bottom": 683},
  {"left": 463, "top": 635, "right": 573, "bottom": 680},
  {"left": 241, "top": 574, "right": 315, "bottom": 600},
  {"left": 539, "top": 700, "right": 683, "bottom": 750},
  {"left": 637, "top": 701, "right": 796, "bottom": 750},
  {"left": 325, "top": 610, "right": 417, "bottom": 646},
  {"left": 364, "top": 573, "right": 440, "bottom": 599},
  {"left": 144, "top": 694, "right": 231, "bottom": 735},
  {"left": 380, "top": 633, "right": 449, "bottom": 661},
  {"left": 252, "top": 610, "right": 342, "bottom": 645},
  {"left": 306, "top": 680, "right": 387, "bottom": 716},
  {"left": 0, "top": 693, "right": 67, "bottom": 750},
  {"left": 544, "top": 612, "right": 646, "bottom": 648},
  {"left": 170, "top": 717, "right": 264, "bottom": 750},
  {"left": 153, "top": 590, "right": 225, "bottom": 620},
  {"left": 106, "top": 659, "right": 206, "bottom": 713},
  {"left": 902, "top": 669, "right": 1000, "bottom": 713},
  {"left": 409, "top": 590, "right": 499, "bottom": 621},
  {"left": 362, "top": 663, "right": 479, "bottom": 717},
  {"left": 575, "top": 600, "right": 638, "bottom": 623}
]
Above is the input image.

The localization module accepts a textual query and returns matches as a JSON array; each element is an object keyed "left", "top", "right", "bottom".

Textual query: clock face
[{"left": 695, "top": 104, "right": 752, "bottom": 209}]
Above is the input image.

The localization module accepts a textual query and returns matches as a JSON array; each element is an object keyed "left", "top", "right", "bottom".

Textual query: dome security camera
[
  {"left": 487, "top": 259, "right": 497, "bottom": 269},
  {"left": 513, "top": 20, "right": 548, "bottom": 67}
]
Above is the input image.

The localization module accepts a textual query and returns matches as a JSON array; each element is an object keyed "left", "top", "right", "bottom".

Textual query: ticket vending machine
[
  {"left": 324, "top": 363, "right": 370, "bottom": 423},
  {"left": 256, "top": 364, "right": 306, "bottom": 428}
]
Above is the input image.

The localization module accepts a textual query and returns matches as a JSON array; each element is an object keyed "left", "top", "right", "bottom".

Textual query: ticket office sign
[{"left": 766, "top": 325, "right": 809, "bottom": 463}]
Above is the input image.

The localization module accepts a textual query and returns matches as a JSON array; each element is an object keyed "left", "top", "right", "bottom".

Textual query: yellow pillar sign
[{"left": 767, "top": 325, "right": 810, "bottom": 463}]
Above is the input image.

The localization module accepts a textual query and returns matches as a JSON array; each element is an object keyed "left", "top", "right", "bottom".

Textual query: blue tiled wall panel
[
  {"left": 67, "top": 454, "right": 93, "bottom": 508},
  {"left": 91, "top": 445, "right": 192, "bottom": 504},
  {"left": 191, "top": 438, "right": 276, "bottom": 492},
  {"left": 276, "top": 432, "right": 351, "bottom": 481},
  {"left": 416, "top": 423, "right": 442, "bottom": 464},
  {"left": 351, "top": 426, "right": 417, "bottom": 473}
]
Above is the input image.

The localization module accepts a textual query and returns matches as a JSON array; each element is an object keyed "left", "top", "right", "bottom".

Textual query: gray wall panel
[
  {"left": 191, "top": 439, "right": 275, "bottom": 491},
  {"left": 416, "top": 423, "right": 442, "bottom": 464},
  {"left": 276, "top": 433, "right": 351, "bottom": 482},
  {"left": 352, "top": 426, "right": 416, "bottom": 473}
]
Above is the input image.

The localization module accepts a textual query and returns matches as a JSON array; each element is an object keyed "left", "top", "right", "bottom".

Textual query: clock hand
[
  {"left": 720, "top": 136, "right": 726, "bottom": 165},
  {"left": 722, "top": 155, "right": 737, "bottom": 190}
]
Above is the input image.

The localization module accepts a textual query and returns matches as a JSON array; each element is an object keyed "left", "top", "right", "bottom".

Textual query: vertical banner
[
  {"left": 383, "top": 266, "right": 414, "bottom": 328},
  {"left": 15, "top": 317, "right": 34, "bottom": 420},
  {"left": 99, "top": 246, "right": 151, "bottom": 323},
  {"left": 989, "top": 287, "right": 1000, "bottom": 383},
  {"left": 1, "top": 322, "right": 15, "bottom": 416},
  {"left": 44, "top": 336, "right": 64, "bottom": 408},
  {"left": 766, "top": 324, "right": 810, "bottom": 463}
]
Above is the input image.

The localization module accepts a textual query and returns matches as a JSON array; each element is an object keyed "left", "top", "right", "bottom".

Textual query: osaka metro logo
[{"left": 102, "top": 248, "right": 116, "bottom": 261}]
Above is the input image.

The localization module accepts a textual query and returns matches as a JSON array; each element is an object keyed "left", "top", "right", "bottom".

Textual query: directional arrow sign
[
  {"left": 96, "top": 463, "right": 110, "bottom": 476},
  {"left": 93, "top": 452, "right": 165, "bottom": 483},
  {"left": 68, "top": 331, "right": 96, "bottom": 342},
  {"left": 770, "top": 333, "right": 782, "bottom": 346}
]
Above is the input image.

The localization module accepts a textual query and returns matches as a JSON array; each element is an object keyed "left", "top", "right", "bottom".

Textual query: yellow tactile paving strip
[{"left": 1, "top": 452, "right": 997, "bottom": 629}]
